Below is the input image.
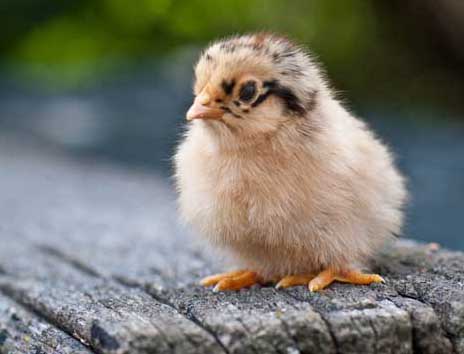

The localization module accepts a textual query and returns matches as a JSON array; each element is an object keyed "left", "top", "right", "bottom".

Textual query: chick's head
[{"left": 187, "top": 33, "right": 325, "bottom": 137}]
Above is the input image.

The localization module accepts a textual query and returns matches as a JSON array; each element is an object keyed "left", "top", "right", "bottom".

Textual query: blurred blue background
[{"left": 1, "top": 0, "right": 463, "bottom": 249}]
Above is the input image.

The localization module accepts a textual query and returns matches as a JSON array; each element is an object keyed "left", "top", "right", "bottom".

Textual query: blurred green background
[
  {"left": 2, "top": 0, "right": 464, "bottom": 111},
  {"left": 1, "top": 0, "right": 463, "bottom": 249}
]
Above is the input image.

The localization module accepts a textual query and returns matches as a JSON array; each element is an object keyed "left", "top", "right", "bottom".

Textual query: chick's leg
[
  {"left": 308, "top": 268, "right": 384, "bottom": 292},
  {"left": 200, "top": 270, "right": 261, "bottom": 292}
]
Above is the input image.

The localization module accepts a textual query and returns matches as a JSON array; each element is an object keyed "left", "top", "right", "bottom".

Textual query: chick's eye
[{"left": 239, "top": 81, "right": 257, "bottom": 102}]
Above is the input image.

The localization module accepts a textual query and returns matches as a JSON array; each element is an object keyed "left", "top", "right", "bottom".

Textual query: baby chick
[{"left": 174, "top": 33, "right": 407, "bottom": 292}]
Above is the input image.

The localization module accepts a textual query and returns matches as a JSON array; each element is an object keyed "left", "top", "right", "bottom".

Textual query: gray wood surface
[{"left": 0, "top": 136, "right": 463, "bottom": 354}]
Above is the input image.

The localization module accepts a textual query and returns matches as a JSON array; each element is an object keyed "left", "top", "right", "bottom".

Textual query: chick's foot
[
  {"left": 275, "top": 274, "right": 316, "bottom": 289},
  {"left": 308, "top": 268, "right": 385, "bottom": 292},
  {"left": 200, "top": 270, "right": 261, "bottom": 292}
]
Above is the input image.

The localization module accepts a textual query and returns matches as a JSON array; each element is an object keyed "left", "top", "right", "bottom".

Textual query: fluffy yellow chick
[{"left": 174, "top": 33, "right": 407, "bottom": 292}]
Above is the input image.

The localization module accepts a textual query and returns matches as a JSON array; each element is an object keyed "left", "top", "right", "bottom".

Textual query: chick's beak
[{"left": 186, "top": 93, "right": 224, "bottom": 121}]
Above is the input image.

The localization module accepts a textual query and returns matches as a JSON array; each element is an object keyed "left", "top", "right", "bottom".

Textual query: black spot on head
[
  {"left": 252, "top": 80, "right": 306, "bottom": 115},
  {"left": 91, "top": 322, "right": 120, "bottom": 350},
  {"left": 271, "top": 83, "right": 306, "bottom": 115},
  {"left": 205, "top": 53, "right": 212, "bottom": 61},
  {"left": 233, "top": 100, "right": 241, "bottom": 107},
  {"left": 239, "top": 81, "right": 257, "bottom": 102},
  {"left": 221, "top": 79, "right": 235, "bottom": 95},
  {"left": 272, "top": 85, "right": 306, "bottom": 115},
  {"left": 215, "top": 98, "right": 223, "bottom": 103},
  {"left": 263, "top": 80, "right": 277, "bottom": 89}
]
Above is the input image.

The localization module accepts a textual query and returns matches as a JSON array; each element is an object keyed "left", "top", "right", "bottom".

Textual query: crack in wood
[
  {"left": 318, "top": 312, "right": 342, "bottom": 354},
  {"left": 234, "top": 317, "right": 262, "bottom": 354},
  {"left": 393, "top": 288, "right": 459, "bottom": 354},
  {"left": 0, "top": 285, "right": 97, "bottom": 354},
  {"left": 280, "top": 290, "right": 339, "bottom": 354},
  {"left": 402, "top": 305, "right": 421, "bottom": 354},
  {"left": 148, "top": 290, "right": 231, "bottom": 354},
  {"left": 36, "top": 244, "right": 102, "bottom": 278},
  {"left": 279, "top": 317, "right": 303, "bottom": 354}
]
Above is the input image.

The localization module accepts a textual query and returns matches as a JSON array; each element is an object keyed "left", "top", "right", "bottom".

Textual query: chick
[{"left": 174, "top": 33, "right": 407, "bottom": 292}]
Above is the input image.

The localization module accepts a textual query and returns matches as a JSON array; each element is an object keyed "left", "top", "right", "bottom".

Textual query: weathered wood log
[{"left": 0, "top": 137, "right": 463, "bottom": 354}]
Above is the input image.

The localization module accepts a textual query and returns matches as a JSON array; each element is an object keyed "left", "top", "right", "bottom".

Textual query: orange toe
[
  {"left": 309, "top": 268, "right": 385, "bottom": 292},
  {"left": 275, "top": 274, "right": 315, "bottom": 289},
  {"left": 200, "top": 270, "right": 261, "bottom": 292},
  {"left": 200, "top": 270, "right": 248, "bottom": 287}
]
